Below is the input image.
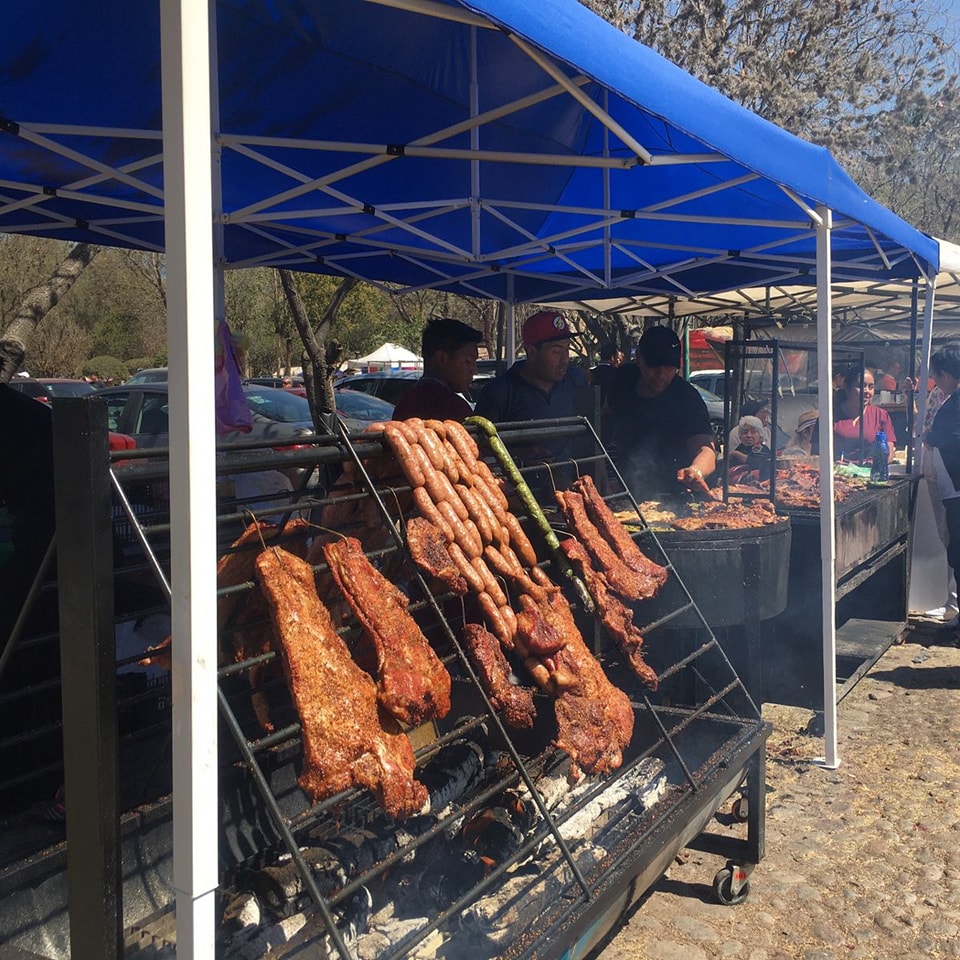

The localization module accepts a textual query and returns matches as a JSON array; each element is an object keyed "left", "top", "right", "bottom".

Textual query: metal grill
[{"left": 0, "top": 408, "right": 769, "bottom": 960}]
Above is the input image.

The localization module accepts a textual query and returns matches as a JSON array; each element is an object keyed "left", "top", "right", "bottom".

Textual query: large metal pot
[{"left": 653, "top": 518, "right": 791, "bottom": 627}]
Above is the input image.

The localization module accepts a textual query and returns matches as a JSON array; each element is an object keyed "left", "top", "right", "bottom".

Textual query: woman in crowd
[{"left": 832, "top": 366, "right": 895, "bottom": 464}]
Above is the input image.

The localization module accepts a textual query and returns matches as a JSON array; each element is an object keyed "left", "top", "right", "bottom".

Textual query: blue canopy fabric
[{"left": 1, "top": 0, "right": 941, "bottom": 302}]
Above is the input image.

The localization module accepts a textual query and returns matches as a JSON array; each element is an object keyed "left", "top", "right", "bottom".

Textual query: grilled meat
[
  {"left": 555, "top": 489, "right": 660, "bottom": 601},
  {"left": 462, "top": 623, "right": 536, "bottom": 729},
  {"left": 571, "top": 475, "right": 668, "bottom": 589},
  {"left": 560, "top": 538, "right": 658, "bottom": 689},
  {"left": 406, "top": 516, "right": 468, "bottom": 596},
  {"left": 512, "top": 580, "right": 633, "bottom": 777},
  {"left": 324, "top": 537, "right": 452, "bottom": 727},
  {"left": 255, "top": 546, "right": 426, "bottom": 819}
]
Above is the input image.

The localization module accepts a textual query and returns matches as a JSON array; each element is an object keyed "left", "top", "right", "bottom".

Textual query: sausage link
[
  {"left": 499, "top": 602, "right": 518, "bottom": 643},
  {"left": 470, "top": 557, "right": 508, "bottom": 607},
  {"left": 502, "top": 512, "right": 538, "bottom": 567},
  {"left": 437, "top": 501, "right": 480, "bottom": 558},
  {"left": 476, "top": 459, "right": 509, "bottom": 510},
  {"left": 462, "top": 517, "right": 485, "bottom": 558},
  {"left": 443, "top": 439, "right": 473, "bottom": 487},
  {"left": 446, "top": 421, "right": 480, "bottom": 472},
  {"left": 472, "top": 473, "right": 510, "bottom": 526},
  {"left": 423, "top": 419, "right": 448, "bottom": 441},
  {"left": 456, "top": 484, "right": 494, "bottom": 544},
  {"left": 416, "top": 424, "right": 447, "bottom": 473},
  {"left": 438, "top": 473, "right": 468, "bottom": 518},
  {"left": 412, "top": 487, "right": 454, "bottom": 541},
  {"left": 448, "top": 542, "right": 486, "bottom": 593},
  {"left": 477, "top": 591, "right": 511, "bottom": 646},
  {"left": 383, "top": 422, "right": 425, "bottom": 488}
]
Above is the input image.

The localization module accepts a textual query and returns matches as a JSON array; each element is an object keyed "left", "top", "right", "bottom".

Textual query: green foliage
[
  {"left": 83, "top": 355, "right": 130, "bottom": 383},
  {"left": 125, "top": 356, "right": 156, "bottom": 374},
  {"left": 90, "top": 311, "right": 145, "bottom": 360}
]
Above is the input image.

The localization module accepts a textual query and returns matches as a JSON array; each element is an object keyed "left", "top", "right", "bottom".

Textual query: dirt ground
[{"left": 594, "top": 615, "right": 960, "bottom": 960}]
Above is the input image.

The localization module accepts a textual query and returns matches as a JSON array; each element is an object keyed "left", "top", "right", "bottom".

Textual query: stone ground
[{"left": 593, "top": 614, "right": 960, "bottom": 960}]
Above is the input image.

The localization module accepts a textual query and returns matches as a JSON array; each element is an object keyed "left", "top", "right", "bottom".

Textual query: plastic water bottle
[{"left": 870, "top": 430, "right": 889, "bottom": 482}]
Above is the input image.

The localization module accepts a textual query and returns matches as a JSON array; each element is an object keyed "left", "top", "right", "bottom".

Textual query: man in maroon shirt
[{"left": 392, "top": 317, "right": 483, "bottom": 422}]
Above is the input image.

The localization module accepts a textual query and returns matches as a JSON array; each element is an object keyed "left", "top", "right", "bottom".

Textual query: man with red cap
[{"left": 473, "top": 309, "right": 589, "bottom": 461}]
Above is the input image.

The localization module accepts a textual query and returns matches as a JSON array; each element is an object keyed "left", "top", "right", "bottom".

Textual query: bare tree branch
[
  {"left": 0, "top": 242, "right": 101, "bottom": 383},
  {"left": 278, "top": 269, "right": 357, "bottom": 433}
]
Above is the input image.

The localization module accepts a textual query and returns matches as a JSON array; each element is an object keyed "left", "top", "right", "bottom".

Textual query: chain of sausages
[{"left": 383, "top": 418, "right": 537, "bottom": 646}]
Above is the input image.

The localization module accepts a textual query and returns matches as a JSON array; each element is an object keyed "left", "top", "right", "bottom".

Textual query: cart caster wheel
[
  {"left": 732, "top": 796, "right": 748, "bottom": 822},
  {"left": 713, "top": 866, "right": 751, "bottom": 906}
]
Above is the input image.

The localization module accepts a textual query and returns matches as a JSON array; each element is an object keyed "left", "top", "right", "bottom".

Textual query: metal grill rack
[{"left": 1, "top": 402, "right": 769, "bottom": 960}]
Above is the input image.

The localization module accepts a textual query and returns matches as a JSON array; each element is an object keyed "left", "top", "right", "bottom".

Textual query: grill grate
[{"left": 1, "top": 416, "right": 769, "bottom": 960}]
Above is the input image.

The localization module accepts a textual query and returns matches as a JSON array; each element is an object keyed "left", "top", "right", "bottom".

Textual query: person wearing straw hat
[{"left": 781, "top": 409, "right": 820, "bottom": 458}]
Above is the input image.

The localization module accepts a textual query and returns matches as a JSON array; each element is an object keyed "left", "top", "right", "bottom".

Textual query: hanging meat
[
  {"left": 560, "top": 538, "right": 658, "bottom": 690},
  {"left": 517, "top": 583, "right": 634, "bottom": 778},
  {"left": 255, "top": 546, "right": 427, "bottom": 820},
  {"left": 461, "top": 623, "right": 536, "bottom": 729},
  {"left": 324, "top": 537, "right": 452, "bottom": 727},
  {"left": 569, "top": 475, "right": 668, "bottom": 589},
  {"left": 555, "top": 488, "right": 658, "bottom": 602},
  {"left": 405, "top": 516, "right": 468, "bottom": 597}
]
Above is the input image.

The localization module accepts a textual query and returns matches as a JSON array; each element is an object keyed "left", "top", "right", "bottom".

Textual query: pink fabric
[
  {"left": 833, "top": 403, "right": 895, "bottom": 462},
  {"left": 214, "top": 320, "right": 253, "bottom": 435}
]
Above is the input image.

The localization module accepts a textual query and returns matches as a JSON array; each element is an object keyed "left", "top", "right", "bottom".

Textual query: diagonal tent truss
[{"left": 0, "top": 0, "right": 941, "bottom": 304}]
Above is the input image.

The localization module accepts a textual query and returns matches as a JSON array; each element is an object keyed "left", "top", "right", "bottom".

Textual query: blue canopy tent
[
  {"left": 1, "top": 0, "right": 941, "bottom": 298},
  {"left": 1, "top": 1, "right": 943, "bottom": 956}
]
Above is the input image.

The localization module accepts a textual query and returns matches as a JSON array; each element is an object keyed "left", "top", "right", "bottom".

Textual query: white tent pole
[
  {"left": 915, "top": 272, "right": 938, "bottom": 448},
  {"left": 160, "top": 2, "right": 220, "bottom": 957},
  {"left": 815, "top": 204, "right": 839, "bottom": 769},
  {"left": 505, "top": 274, "right": 516, "bottom": 363}
]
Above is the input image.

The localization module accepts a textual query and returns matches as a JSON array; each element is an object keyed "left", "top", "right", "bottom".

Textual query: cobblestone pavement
[{"left": 595, "top": 615, "right": 960, "bottom": 960}]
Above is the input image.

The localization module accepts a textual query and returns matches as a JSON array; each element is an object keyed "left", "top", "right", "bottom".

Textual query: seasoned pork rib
[
  {"left": 561, "top": 538, "right": 658, "bottom": 689},
  {"left": 571, "top": 475, "right": 668, "bottom": 589},
  {"left": 461, "top": 623, "right": 536, "bottom": 729},
  {"left": 324, "top": 537, "right": 452, "bottom": 727},
  {"left": 255, "top": 546, "right": 426, "bottom": 819}
]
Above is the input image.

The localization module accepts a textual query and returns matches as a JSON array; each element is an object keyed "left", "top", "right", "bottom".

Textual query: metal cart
[{"left": 0, "top": 401, "right": 768, "bottom": 959}]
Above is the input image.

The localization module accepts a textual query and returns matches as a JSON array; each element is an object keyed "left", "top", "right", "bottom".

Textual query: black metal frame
[{"left": 2, "top": 404, "right": 770, "bottom": 960}]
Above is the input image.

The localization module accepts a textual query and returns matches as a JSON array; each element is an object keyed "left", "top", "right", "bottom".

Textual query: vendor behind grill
[
  {"left": 607, "top": 326, "right": 716, "bottom": 498},
  {"left": 392, "top": 317, "right": 483, "bottom": 422},
  {"left": 473, "top": 310, "right": 589, "bottom": 463}
]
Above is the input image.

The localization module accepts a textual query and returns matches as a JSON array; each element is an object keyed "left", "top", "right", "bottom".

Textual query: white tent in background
[{"left": 348, "top": 342, "right": 422, "bottom": 371}]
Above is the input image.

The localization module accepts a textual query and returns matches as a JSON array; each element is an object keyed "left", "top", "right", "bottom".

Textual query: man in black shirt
[{"left": 607, "top": 327, "right": 716, "bottom": 499}]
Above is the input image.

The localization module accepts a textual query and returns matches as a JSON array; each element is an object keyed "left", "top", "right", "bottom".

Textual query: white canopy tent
[{"left": 347, "top": 342, "right": 422, "bottom": 370}]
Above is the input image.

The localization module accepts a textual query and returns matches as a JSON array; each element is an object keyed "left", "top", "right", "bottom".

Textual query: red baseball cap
[{"left": 521, "top": 310, "right": 576, "bottom": 349}]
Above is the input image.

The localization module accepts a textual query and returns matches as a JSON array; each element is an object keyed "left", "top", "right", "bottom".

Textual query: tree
[
  {"left": 277, "top": 270, "right": 359, "bottom": 434},
  {"left": 0, "top": 243, "right": 101, "bottom": 382},
  {"left": 582, "top": 0, "right": 960, "bottom": 237}
]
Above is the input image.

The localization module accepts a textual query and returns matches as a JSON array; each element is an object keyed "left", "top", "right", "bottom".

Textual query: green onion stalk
[{"left": 466, "top": 416, "right": 593, "bottom": 613}]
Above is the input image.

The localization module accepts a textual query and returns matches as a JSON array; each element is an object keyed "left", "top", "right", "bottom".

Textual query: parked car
[
  {"left": 95, "top": 382, "right": 393, "bottom": 446},
  {"left": 126, "top": 367, "right": 169, "bottom": 384},
  {"left": 336, "top": 370, "right": 422, "bottom": 406},
  {"left": 245, "top": 375, "right": 304, "bottom": 390},
  {"left": 688, "top": 369, "right": 727, "bottom": 399},
  {"left": 7, "top": 377, "right": 98, "bottom": 402},
  {"left": 338, "top": 368, "right": 495, "bottom": 406},
  {"left": 691, "top": 383, "right": 725, "bottom": 441}
]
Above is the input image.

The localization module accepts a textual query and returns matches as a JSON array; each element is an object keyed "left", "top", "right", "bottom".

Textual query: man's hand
[{"left": 677, "top": 465, "right": 711, "bottom": 496}]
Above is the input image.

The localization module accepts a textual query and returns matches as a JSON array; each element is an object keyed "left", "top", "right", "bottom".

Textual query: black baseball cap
[
  {"left": 422, "top": 317, "right": 483, "bottom": 357},
  {"left": 636, "top": 326, "right": 681, "bottom": 368}
]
